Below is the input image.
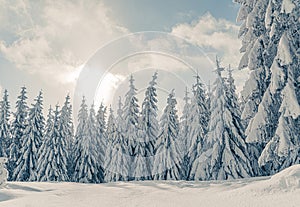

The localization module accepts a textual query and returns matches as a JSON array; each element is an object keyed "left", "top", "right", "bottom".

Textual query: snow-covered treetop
[{"left": 0, "top": 89, "right": 10, "bottom": 122}]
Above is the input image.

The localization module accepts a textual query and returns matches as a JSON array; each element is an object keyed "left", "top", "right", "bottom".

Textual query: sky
[{"left": 0, "top": 0, "right": 247, "bottom": 119}]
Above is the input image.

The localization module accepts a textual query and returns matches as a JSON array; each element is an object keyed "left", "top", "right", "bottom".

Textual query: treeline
[{"left": 0, "top": 57, "right": 297, "bottom": 183}]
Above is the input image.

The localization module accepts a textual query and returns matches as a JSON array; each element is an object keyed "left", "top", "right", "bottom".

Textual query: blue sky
[
  {"left": 0, "top": 0, "right": 245, "bottom": 117},
  {"left": 101, "top": 0, "right": 239, "bottom": 31}
]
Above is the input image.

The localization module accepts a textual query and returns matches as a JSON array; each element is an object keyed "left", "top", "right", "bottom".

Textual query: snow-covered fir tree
[
  {"left": 8, "top": 86, "right": 28, "bottom": 180},
  {"left": 133, "top": 72, "right": 159, "bottom": 180},
  {"left": 36, "top": 106, "right": 53, "bottom": 181},
  {"left": 186, "top": 75, "right": 209, "bottom": 180},
  {"left": 0, "top": 89, "right": 11, "bottom": 157},
  {"left": 139, "top": 72, "right": 159, "bottom": 157},
  {"left": 179, "top": 87, "right": 191, "bottom": 179},
  {"left": 95, "top": 102, "right": 107, "bottom": 181},
  {"left": 13, "top": 91, "right": 45, "bottom": 181},
  {"left": 259, "top": 23, "right": 300, "bottom": 174},
  {"left": 37, "top": 105, "right": 69, "bottom": 181},
  {"left": 73, "top": 103, "right": 101, "bottom": 183},
  {"left": 123, "top": 75, "right": 140, "bottom": 158},
  {"left": 60, "top": 95, "right": 74, "bottom": 177},
  {"left": 190, "top": 60, "right": 253, "bottom": 180},
  {"left": 104, "top": 107, "right": 130, "bottom": 182},
  {"left": 235, "top": 0, "right": 300, "bottom": 175},
  {"left": 152, "top": 90, "right": 182, "bottom": 180},
  {"left": 226, "top": 67, "right": 241, "bottom": 113}
]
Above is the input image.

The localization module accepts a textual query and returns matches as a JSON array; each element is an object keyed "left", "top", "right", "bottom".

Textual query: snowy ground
[{"left": 1, "top": 165, "right": 300, "bottom": 207}]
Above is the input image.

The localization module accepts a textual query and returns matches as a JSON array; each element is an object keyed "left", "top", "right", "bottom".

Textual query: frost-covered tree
[
  {"left": 60, "top": 95, "right": 74, "bottom": 177},
  {"left": 234, "top": 0, "right": 299, "bottom": 175},
  {"left": 0, "top": 90, "right": 11, "bottom": 157},
  {"left": 133, "top": 72, "right": 159, "bottom": 180},
  {"left": 8, "top": 87, "right": 28, "bottom": 180},
  {"left": 13, "top": 91, "right": 45, "bottom": 181},
  {"left": 72, "top": 97, "right": 88, "bottom": 181},
  {"left": 259, "top": 25, "right": 300, "bottom": 174},
  {"left": 190, "top": 60, "right": 253, "bottom": 180},
  {"left": 123, "top": 75, "right": 140, "bottom": 157},
  {"left": 104, "top": 107, "right": 130, "bottom": 182},
  {"left": 140, "top": 72, "right": 159, "bottom": 157},
  {"left": 186, "top": 75, "right": 209, "bottom": 180},
  {"left": 37, "top": 105, "right": 69, "bottom": 181},
  {"left": 152, "top": 90, "right": 182, "bottom": 180},
  {"left": 95, "top": 102, "right": 107, "bottom": 180},
  {"left": 179, "top": 87, "right": 191, "bottom": 179},
  {"left": 36, "top": 106, "right": 53, "bottom": 180},
  {"left": 73, "top": 103, "right": 101, "bottom": 183}
]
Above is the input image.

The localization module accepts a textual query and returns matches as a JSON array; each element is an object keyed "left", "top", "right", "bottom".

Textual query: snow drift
[{"left": 0, "top": 164, "right": 300, "bottom": 207}]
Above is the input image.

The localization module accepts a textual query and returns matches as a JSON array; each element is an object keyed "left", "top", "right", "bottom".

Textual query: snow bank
[
  {"left": 266, "top": 164, "right": 300, "bottom": 191},
  {"left": 0, "top": 165, "right": 300, "bottom": 207}
]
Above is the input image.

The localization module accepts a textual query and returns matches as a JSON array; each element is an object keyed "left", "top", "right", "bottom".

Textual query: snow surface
[
  {"left": 1, "top": 165, "right": 300, "bottom": 207},
  {"left": 281, "top": 0, "right": 295, "bottom": 14}
]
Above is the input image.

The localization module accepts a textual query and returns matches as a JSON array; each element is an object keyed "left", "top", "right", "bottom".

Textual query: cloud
[
  {"left": 0, "top": 84, "right": 2, "bottom": 96},
  {"left": 0, "top": 0, "right": 128, "bottom": 88},
  {"left": 171, "top": 13, "right": 247, "bottom": 92}
]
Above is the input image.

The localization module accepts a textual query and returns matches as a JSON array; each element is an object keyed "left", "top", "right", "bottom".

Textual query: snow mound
[{"left": 268, "top": 164, "right": 300, "bottom": 191}]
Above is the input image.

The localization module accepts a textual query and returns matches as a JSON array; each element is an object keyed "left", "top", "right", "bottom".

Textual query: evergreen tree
[
  {"left": 152, "top": 90, "right": 182, "bottom": 180},
  {"left": 73, "top": 103, "right": 100, "bottom": 183},
  {"left": 72, "top": 97, "right": 88, "bottom": 181},
  {"left": 9, "top": 86, "right": 28, "bottom": 180},
  {"left": 259, "top": 27, "right": 300, "bottom": 173},
  {"left": 104, "top": 107, "right": 130, "bottom": 182},
  {"left": 60, "top": 95, "right": 74, "bottom": 177},
  {"left": 190, "top": 60, "right": 253, "bottom": 180},
  {"left": 13, "top": 91, "right": 45, "bottom": 181},
  {"left": 95, "top": 102, "right": 107, "bottom": 182},
  {"left": 235, "top": 0, "right": 299, "bottom": 175},
  {"left": 186, "top": 75, "right": 209, "bottom": 180},
  {"left": 179, "top": 87, "right": 191, "bottom": 180},
  {"left": 36, "top": 106, "right": 54, "bottom": 181},
  {"left": 37, "top": 105, "right": 69, "bottom": 181},
  {"left": 133, "top": 72, "right": 159, "bottom": 180},
  {"left": 140, "top": 72, "right": 159, "bottom": 157},
  {"left": 123, "top": 75, "right": 140, "bottom": 157},
  {"left": 0, "top": 89, "right": 11, "bottom": 157}
]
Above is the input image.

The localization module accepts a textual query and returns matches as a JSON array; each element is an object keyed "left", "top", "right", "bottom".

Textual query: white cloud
[
  {"left": 0, "top": 0, "right": 128, "bottom": 88},
  {"left": 171, "top": 13, "right": 241, "bottom": 67},
  {"left": 171, "top": 13, "right": 247, "bottom": 92},
  {"left": 0, "top": 84, "right": 2, "bottom": 96}
]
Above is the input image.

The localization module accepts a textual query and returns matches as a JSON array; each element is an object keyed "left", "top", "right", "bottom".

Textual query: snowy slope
[{"left": 1, "top": 165, "right": 300, "bottom": 207}]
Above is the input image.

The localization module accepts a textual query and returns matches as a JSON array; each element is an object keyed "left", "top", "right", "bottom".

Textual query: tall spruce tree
[
  {"left": 73, "top": 103, "right": 101, "bottom": 183},
  {"left": 104, "top": 107, "right": 130, "bottom": 182},
  {"left": 140, "top": 72, "right": 159, "bottom": 157},
  {"left": 235, "top": 0, "right": 300, "bottom": 175},
  {"left": 190, "top": 60, "right": 253, "bottom": 180},
  {"left": 152, "top": 90, "right": 182, "bottom": 180},
  {"left": 186, "top": 75, "right": 209, "bottom": 180},
  {"left": 0, "top": 89, "right": 11, "bottom": 158},
  {"left": 60, "top": 95, "right": 74, "bottom": 177},
  {"left": 123, "top": 75, "right": 140, "bottom": 158},
  {"left": 37, "top": 105, "right": 69, "bottom": 181},
  {"left": 36, "top": 106, "right": 54, "bottom": 181},
  {"left": 72, "top": 97, "right": 88, "bottom": 181},
  {"left": 9, "top": 86, "right": 28, "bottom": 180},
  {"left": 259, "top": 27, "right": 300, "bottom": 174},
  {"left": 133, "top": 72, "right": 159, "bottom": 180},
  {"left": 95, "top": 102, "right": 107, "bottom": 181},
  {"left": 179, "top": 87, "right": 191, "bottom": 180},
  {"left": 13, "top": 91, "right": 45, "bottom": 181}
]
